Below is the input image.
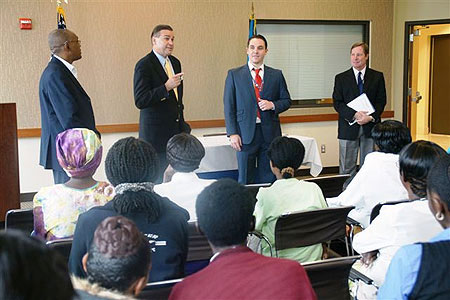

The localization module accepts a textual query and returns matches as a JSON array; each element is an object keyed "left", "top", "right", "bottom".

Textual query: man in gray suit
[{"left": 224, "top": 35, "right": 291, "bottom": 184}]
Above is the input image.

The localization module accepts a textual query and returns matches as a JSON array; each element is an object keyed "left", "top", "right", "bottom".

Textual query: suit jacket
[
  {"left": 224, "top": 65, "right": 291, "bottom": 144},
  {"left": 39, "top": 57, "right": 97, "bottom": 172},
  {"left": 169, "top": 246, "right": 316, "bottom": 300},
  {"left": 332, "top": 67, "right": 386, "bottom": 140},
  {"left": 133, "top": 51, "right": 190, "bottom": 153}
]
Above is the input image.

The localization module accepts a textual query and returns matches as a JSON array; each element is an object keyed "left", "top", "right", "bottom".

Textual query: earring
[{"left": 435, "top": 212, "right": 445, "bottom": 221}]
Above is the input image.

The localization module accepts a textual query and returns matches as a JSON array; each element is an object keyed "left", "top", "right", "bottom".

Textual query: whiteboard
[{"left": 258, "top": 23, "right": 366, "bottom": 101}]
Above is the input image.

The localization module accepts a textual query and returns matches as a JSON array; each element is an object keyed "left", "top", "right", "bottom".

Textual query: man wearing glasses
[{"left": 39, "top": 29, "right": 98, "bottom": 184}]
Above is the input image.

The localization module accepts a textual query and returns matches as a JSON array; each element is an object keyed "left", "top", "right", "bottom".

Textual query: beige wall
[
  {"left": 1, "top": 0, "right": 394, "bottom": 129},
  {"left": 392, "top": 0, "right": 450, "bottom": 121}
]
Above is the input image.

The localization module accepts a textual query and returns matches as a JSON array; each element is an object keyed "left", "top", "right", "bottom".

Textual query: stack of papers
[{"left": 346, "top": 93, "right": 375, "bottom": 125}]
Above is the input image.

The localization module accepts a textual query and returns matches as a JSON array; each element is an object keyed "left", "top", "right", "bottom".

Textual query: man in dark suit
[
  {"left": 333, "top": 42, "right": 386, "bottom": 180},
  {"left": 224, "top": 35, "right": 291, "bottom": 184},
  {"left": 134, "top": 24, "right": 190, "bottom": 183},
  {"left": 39, "top": 29, "right": 98, "bottom": 184}
]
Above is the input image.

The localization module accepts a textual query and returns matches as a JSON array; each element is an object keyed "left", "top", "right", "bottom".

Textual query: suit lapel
[
  {"left": 241, "top": 65, "right": 257, "bottom": 102},
  {"left": 346, "top": 68, "right": 359, "bottom": 96},
  {"left": 363, "top": 68, "right": 372, "bottom": 92},
  {"left": 149, "top": 51, "right": 169, "bottom": 83},
  {"left": 51, "top": 57, "right": 89, "bottom": 98}
]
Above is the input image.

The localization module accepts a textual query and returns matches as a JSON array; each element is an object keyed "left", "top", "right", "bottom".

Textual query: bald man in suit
[{"left": 39, "top": 29, "right": 98, "bottom": 184}]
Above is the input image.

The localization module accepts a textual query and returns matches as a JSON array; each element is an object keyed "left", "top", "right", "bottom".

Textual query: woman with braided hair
[
  {"left": 253, "top": 136, "right": 327, "bottom": 263},
  {"left": 69, "top": 137, "right": 189, "bottom": 283},
  {"left": 351, "top": 140, "right": 446, "bottom": 299}
]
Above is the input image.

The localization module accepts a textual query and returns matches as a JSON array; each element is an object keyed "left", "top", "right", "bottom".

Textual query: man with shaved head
[{"left": 39, "top": 29, "right": 98, "bottom": 184}]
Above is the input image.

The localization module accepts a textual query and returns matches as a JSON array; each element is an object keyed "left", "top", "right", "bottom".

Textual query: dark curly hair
[
  {"left": 371, "top": 120, "right": 412, "bottom": 154},
  {"left": 196, "top": 179, "right": 255, "bottom": 247},
  {"left": 267, "top": 136, "right": 305, "bottom": 179},
  {"left": 86, "top": 216, "right": 151, "bottom": 293},
  {"left": 166, "top": 133, "right": 205, "bottom": 172},
  {"left": 0, "top": 230, "right": 74, "bottom": 300},
  {"left": 399, "top": 140, "right": 447, "bottom": 198},
  {"left": 105, "top": 137, "right": 161, "bottom": 222}
]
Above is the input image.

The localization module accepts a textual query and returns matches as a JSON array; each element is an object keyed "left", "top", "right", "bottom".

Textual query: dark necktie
[
  {"left": 253, "top": 68, "right": 262, "bottom": 119},
  {"left": 358, "top": 71, "right": 363, "bottom": 95}
]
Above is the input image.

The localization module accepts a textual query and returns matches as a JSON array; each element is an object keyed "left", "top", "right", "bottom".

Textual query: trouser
[
  {"left": 237, "top": 124, "right": 275, "bottom": 185},
  {"left": 53, "top": 169, "right": 70, "bottom": 184},
  {"left": 339, "top": 126, "right": 374, "bottom": 188}
]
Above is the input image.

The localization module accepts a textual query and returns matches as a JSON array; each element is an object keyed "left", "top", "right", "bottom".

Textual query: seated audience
[
  {"left": 73, "top": 216, "right": 151, "bottom": 300},
  {"left": 253, "top": 136, "right": 327, "bottom": 262},
  {"left": 327, "top": 120, "right": 412, "bottom": 227},
  {"left": 169, "top": 179, "right": 317, "bottom": 300},
  {"left": 0, "top": 230, "right": 75, "bottom": 300},
  {"left": 154, "top": 133, "right": 215, "bottom": 220},
  {"left": 69, "top": 137, "right": 189, "bottom": 282},
  {"left": 33, "top": 128, "right": 114, "bottom": 241},
  {"left": 378, "top": 154, "right": 450, "bottom": 299},
  {"left": 351, "top": 141, "right": 446, "bottom": 299}
]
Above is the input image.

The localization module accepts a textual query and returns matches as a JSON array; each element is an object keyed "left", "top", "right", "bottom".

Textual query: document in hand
[{"left": 346, "top": 93, "right": 375, "bottom": 125}]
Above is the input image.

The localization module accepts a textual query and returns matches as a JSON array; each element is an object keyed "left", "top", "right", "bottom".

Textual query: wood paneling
[
  {"left": 0, "top": 104, "right": 21, "bottom": 221},
  {"left": 17, "top": 111, "right": 394, "bottom": 138}
]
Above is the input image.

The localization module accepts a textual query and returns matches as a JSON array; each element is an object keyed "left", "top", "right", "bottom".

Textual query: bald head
[{"left": 48, "top": 29, "right": 81, "bottom": 63}]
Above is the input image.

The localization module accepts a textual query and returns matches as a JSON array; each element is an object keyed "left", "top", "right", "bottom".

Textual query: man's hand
[
  {"left": 230, "top": 134, "right": 242, "bottom": 151},
  {"left": 354, "top": 111, "right": 373, "bottom": 125},
  {"left": 361, "top": 250, "right": 379, "bottom": 266},
  {"left": 258, "top": 99, "right": 274, "bottom": 111},
  {"left": 165, "top": 72, "right": 184, "bottom": 91}
]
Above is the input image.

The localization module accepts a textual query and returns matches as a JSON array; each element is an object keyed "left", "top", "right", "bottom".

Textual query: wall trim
[{"left": 17, "top": 111, "right": 394, "bottom": 138}]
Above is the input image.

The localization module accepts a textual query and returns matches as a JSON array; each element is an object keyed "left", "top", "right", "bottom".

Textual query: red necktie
[{"left": 253, "top": 68, "right": 262, "bottom": 119}]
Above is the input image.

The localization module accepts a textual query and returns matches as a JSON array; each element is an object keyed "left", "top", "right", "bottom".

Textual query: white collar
[
  {"left": 53, "top": 55, "right": 78, "bottom": 79},
  {"left": 352, "top": 66, "right": 366, "bottom": 79},
  {"left": 248, "top": 62, "right": 265, "bottom": 73}
]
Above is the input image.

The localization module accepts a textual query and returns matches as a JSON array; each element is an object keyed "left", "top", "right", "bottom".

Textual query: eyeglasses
[{"left": 65, "top": 39, "right": 81, "bottom": 45}]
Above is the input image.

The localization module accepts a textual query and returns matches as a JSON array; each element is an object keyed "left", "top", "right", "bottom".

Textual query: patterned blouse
[{"left": 33, "top": 182, "right": 115, "bottom": 240}]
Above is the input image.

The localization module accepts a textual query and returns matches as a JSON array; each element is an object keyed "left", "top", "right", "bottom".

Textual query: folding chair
[
  {"left": 47, "top": 238, "right": 73, "bottom": 263},
  {"left": 369, "top": 199, "right": 409, "bottom": 224},
  {"left": 274, "top": 206, "right": 355, "bottom": 257},
  {"left": 245, "top": 183, "right": 271, "bottom": 200},
  {"left": 304, "top": 174, "right": 350, "bottom": 198},
  {"left": 138, "top": 278, "right": 183, "bottom": 300},
  {"left": 4, "top": 208, "right": 34, "bottom": 234},
  {"left": 303, "top": 255, "right": 359, "bottom": 300},
  {"left": 185, "top": 221, "right": 213, "bottom": 275}
]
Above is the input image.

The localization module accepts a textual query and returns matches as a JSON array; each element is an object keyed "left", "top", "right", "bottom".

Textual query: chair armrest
[
  {"left": 346, "top": 217, "right": 360, "bottom": 226},
  {"left": 349, "top": 268, "right": 377, "bottom": 287}
]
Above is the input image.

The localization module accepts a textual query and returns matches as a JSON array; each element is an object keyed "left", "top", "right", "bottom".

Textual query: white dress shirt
[
  {"left": 327, "top": 151, "right": 409, "bottom": 228},
  {"left": 154, "top": 172, "right": 215, "bottom": 221},
  {"left": 353, "top": 66, "right": 366, "bottom": 84},
  {"left": 352, "top": 200, "right": 442, "bottom": 286},
  {"left": 248, "top": 62, "right": 265, "bottom": 123},
  {"left": 53, "top": 54, "right": 78, "bottom": 79}
]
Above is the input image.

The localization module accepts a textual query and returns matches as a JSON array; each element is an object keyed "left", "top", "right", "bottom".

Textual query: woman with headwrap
[{"left": 33, "top": 128, "right": 114, "bottom": 241}]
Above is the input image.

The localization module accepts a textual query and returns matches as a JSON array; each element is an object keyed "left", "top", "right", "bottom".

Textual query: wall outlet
[{"left": 321, "top": 144, "right": 326, "bottom": 153}]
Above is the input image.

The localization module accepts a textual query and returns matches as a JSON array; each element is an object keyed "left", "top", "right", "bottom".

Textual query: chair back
[
  {"left": 245, "top": 183, "right": 271, "bottom": 200},
  {"left": 274, "top": 206, "right": 354, "bottom": 251},
  {"left": 303, "top": 256, "right": 359, "bottom": 300},
  {"left": 187, "top": 221, "right": 213, "bottom": 262},
  {"left": 370, "top": 199, "right": 410, "bottom": 224},
  {"left": 46, "top": 238, "right": 73, "bottom": 263},
  {"left": 304, "top": 174, "right": 350, "bottom": 198},
  {"left": 4, "top": 208, "right": 34, "bottom": 234},
  {"left": 138, "top": 278, "right": 183, "bottom": 300}
]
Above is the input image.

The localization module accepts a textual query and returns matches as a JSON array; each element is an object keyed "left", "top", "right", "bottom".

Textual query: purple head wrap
[{"left": 56, "top": 128, "right": 102, "bottom": 178}]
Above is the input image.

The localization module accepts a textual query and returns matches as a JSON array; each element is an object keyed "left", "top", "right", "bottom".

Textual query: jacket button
[{"left": 176, "top": 119, "right": 179, "bottom": 122}]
